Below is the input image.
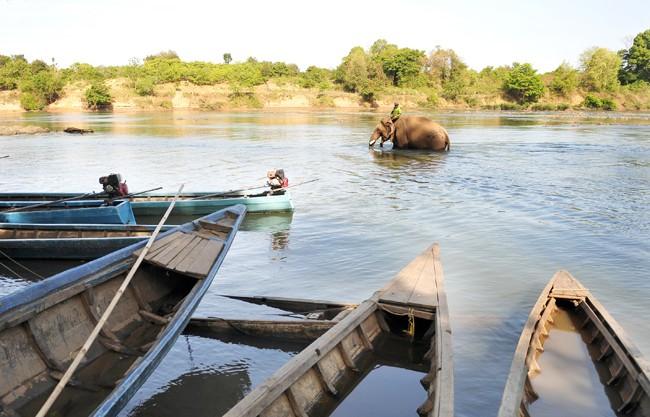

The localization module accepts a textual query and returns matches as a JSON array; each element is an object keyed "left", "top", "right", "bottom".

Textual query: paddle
[
  {"left": 0, "top": 155, "right": 9, "bottom": 159},
  {"left": 35, "top": 184, "right": 184, "bottom": 417}
]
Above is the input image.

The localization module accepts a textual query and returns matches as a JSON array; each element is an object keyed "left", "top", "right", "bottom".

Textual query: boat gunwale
[{"left": 497, "top": 270, "right": 650, "bottom": 417}]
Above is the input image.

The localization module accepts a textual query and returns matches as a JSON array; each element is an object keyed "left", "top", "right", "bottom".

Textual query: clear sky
[{"left": 1, "top": 0, "right": 649, "bottom": 72}]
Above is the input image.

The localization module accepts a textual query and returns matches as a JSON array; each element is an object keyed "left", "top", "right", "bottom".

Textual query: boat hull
[
  {"left": 0, "top": 200, "right": 136, "bottom": 224},
  {"left": 0, "top": 191, "right": 294, "bottom": 214},
  {"left": 0, "top": 205, "right": 246, "bottom": 417}
]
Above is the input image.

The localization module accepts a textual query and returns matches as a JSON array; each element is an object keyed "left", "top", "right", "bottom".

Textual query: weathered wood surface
[
  {"left": 220, "top": 294, "right": 355, "bottom": 319},
  {"left": 498, "top": 270, "right": 650, "bottom": 417},
  {"left": 133, "top": 216, "right": 235, "bottom": 279},
  {"left": 378, "top": 245, "right": 438, "bottom": 311},
  {"left": 0, "top": 204, "right": 246, "bottom": 417},
  {"left": 222, "top": 243, "right": 453, "bottom": 417},
  {"left": 186, "top": 318, "right": 334, "bottom": 341}
]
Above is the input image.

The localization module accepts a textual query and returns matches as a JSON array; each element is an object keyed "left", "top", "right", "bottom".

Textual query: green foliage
[
  {"left": 549, "top": 62, "right": 579, "bottom": 97},
  {"left": 18, "top": 70, "right": 64, "bottom": 110},
  {"left": 260, "top": 61, "right": 299, "bottom": 79},
  {"left": 0, "top": 55, "right": 29, "bottom": 90},
  {"left": 135, "top": 77, "right": 155, "bottom": 96},
  {"left": 63, "top": 62, "right": 105, "bottom": 82},
  {"left": 580, "top": 47, "right": 621, "bottom": 92},
  {"left": 582, "top": 95, "right": 616, "bottom": 110},
  {"left": 228, "top": 91, "right": 262, "bottom": 108},
  {"left": 619, "top": 29, "right": 650, "bottom": 84},
  {"left": 84, "top": 82, "right": 112, "bottom": 109},
  {"left": 299, "top": 66, "right": 332, "bottom": 89},
  {"left": 223, "top": 53, "right": 232, "bottom": 64},
  {"left": 503, "top": 63, "right": 545, "bottom": 104},
  {"left": 19, "top": 92, "right": 45, "bottom": 111},
  {"left": 335, "top": 47, "right": 373, "bottom": 93},
  {"left": 380, "top": 48, "right": 425, "bottom": 86},
  {"left": 145, "top": 50, "right": 179, "bottom": 61}
]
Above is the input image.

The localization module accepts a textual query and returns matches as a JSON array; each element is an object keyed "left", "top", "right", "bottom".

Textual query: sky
[{"left": 1, "top": 0, "right": 649, "bottom": 72}]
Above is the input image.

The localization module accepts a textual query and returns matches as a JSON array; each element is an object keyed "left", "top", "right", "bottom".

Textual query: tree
[
  {"left": 223, "top": 53, "right": 232, "bottom": 64},
  {"left": 579, "top": 47, "right": 621, "bottom": 91},
  {"left": 427, "top": 47, "right": 472, "bottom": 100},
  {"left": 379, "top": 48, "right": 425, "bottom": 86},
  {"left": 619, "top": 29, "right": 650, "bottom": 84},
  {"left": 335, "top": 47, "right": 382, "bottom": 102},
  {"left": 144, "top": 50, "right": 179, "bottom": 61},
  {"left": 503, "top": 63, "right": 545, "bottom": 104},
  {"left": 548, "top": 62, "right": 579, "bottom": 97}
]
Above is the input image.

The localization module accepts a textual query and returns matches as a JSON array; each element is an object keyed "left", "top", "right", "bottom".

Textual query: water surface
[{"left": 0, "top": 110, "right": 648, "bottom": 417}]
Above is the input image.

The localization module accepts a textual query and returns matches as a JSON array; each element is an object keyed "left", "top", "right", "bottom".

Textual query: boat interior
[
  {"left": 517, "top": 272, "right": 650, "bottom": 417},
  {"left": 0, "top": 211, "right": 239, "bottom": 417}
]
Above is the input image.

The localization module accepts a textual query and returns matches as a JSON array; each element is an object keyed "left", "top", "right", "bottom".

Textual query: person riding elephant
[
  {"left": 369, "top": 115, "right": 450, "bottom": 151},
  {"left": 390, "top": 102, "right": 402, "bottom": 122}
]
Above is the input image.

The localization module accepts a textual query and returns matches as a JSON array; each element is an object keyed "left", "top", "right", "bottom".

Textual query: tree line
[{"left": 1, "top": 29, "right": 649, "bottom": 111}]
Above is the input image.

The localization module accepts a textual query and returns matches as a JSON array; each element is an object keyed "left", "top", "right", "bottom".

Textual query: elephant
[{"left": 369, "top": 115, "right": 450, "bottom": 151}]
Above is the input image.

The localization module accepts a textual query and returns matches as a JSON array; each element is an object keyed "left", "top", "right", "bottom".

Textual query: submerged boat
[
  {"left": 0, "top": 200, "right": 136, "bottom": 225},
  {"left": 498, "top": 270, "right": 650, "bottom": 417},
  {"left": 0, "top": 204, "right": 245, "bottom": 417},
  {"left": 0, "top": 223, "right": 174, "bottom": 260},
  {"left": 222, "top": 243, "right": 453, "bottom": 417},
  {"left": 0, "top": 190, "right": 294, "bottom": 215}
]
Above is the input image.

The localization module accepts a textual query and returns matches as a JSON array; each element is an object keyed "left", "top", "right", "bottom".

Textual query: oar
[
  {"left": 0, "top": 155, "right": 9, "bottom": 159},
  {"left": 35, "top": 184, "right": 184, "bottom": 417},
  {"left": 2, "top": 192, "right": 99, "bottom": 213},
  {"left": 106, "top": 186, "right": 164, "bottom": 201},
  {"left": 268, "top": 178, "right": 320, "bottom": 194}
]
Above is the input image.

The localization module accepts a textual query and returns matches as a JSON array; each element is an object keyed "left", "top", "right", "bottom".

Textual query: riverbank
[{"left": 1, "top": 78, "right": 649, "bottom": 114}]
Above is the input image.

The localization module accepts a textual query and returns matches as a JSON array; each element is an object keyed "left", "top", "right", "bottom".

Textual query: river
[{"left": 0, "top": 110, "right": 648, "bottom": 417}]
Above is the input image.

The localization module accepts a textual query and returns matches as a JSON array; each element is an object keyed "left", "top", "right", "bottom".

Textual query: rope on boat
[
  {"left": 379, "top": 305, "right": 417, "bottom": 337},
  {"left": 0, "top": 248, "right": 44, "bottom": 279}
]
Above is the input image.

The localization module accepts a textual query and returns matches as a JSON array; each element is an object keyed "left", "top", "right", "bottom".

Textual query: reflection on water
[
  {"left": 529, "top": 308, "right": 616, "bottom": 417},
  {"left": 0, "top": 111, "right": 648, "bottom": 417}
]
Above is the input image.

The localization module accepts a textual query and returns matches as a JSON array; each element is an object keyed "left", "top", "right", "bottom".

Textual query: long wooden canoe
[
  {"left": 222, "top": 243, "right": 453, "bottom": 417},
  {"left": 0, "top": 200, "right": 136, "bottom": 225},
  {"left": 0, "top": 223, "right": 174, "bottom": 260},
  {"left": 498, "top": 270, "right": 650, "bottom": 417},
  {"left": 0, "top": 190, "right": 294, "bottom": 214},
  {"left": 0, "top": 204, "right": 245, "bottom": 417}
]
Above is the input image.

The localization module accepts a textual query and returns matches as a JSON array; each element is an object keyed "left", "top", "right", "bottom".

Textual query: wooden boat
[
  {"left": 0, "top": 200, "right": 136, "bottom": 225},
  {"left": 0, "top": 190, "right": 294, "bottom": 214},
  {"left": 498, "top": 270, "right": 650, "bottom": 417},
  {"left": 222, "top": 244, "right": 453, "bottom": 417},
  {"left": 0, "top": 223, "right": 174, "bottom": 260},
  {"left": 0, "top": 204, "right": 245, "bottom": 417}
]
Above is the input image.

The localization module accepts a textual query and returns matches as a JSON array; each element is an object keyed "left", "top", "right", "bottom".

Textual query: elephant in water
[{"left": 369, "top": 116, "right": 450, "bottom": 151}]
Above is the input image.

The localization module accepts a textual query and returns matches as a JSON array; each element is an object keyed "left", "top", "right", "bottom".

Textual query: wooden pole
[{"left": 35, "top": 183, "right": 184, "bottom": 417}]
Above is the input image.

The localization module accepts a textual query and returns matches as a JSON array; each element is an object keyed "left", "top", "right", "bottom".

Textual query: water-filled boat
[
  {"left": 0, "top": 200, "right": 136, "bottom": 225},
  {"left": 0, "top": 204, "right": 245, "bottom": 417},
  {"left": 0, "top": 223, "right": 174, "bottom": 260},
  {"left": 0, "top": 190, "right": 294, "bottom": 214},
  {"left": 222, "top": 243, "right": 453, "bottom": 417},
  {"left": 498, "top": 270, "right": 650, "bottom": 417}
]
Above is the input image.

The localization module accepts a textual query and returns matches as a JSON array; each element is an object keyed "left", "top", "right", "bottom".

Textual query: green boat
[{"left": 0, "top": 190, "right": 294, "bottom": 216}]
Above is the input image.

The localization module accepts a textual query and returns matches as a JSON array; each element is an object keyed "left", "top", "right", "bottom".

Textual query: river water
[{"left": 0, "top": 110, "right": 648, "bottom": 417}]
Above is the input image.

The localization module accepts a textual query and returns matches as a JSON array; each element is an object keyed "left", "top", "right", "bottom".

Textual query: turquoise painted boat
[
  {"left": 0, "top": 200, "right": 136, "bottom": 224},
  {"left": 0, "top": 191, "right": 294, "bottom": 215}
]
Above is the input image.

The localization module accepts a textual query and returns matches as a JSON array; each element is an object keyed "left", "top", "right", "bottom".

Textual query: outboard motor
[{"left": 99, "top": 173, "right": 129, "bottom": 197}]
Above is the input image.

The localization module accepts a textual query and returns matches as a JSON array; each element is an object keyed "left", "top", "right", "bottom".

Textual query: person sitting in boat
[
  {"left": 266, "top": 169, "right": 288, "bottom": 194},
  {"left": 99, "top": 173, "right": 129, "bottom": 198}
]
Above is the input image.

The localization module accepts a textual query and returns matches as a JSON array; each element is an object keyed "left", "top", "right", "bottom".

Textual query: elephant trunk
[{"left": 369, "top": 130, "right": 380, "bottom": 147}]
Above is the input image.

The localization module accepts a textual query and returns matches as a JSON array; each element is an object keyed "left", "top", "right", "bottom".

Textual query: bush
[
  {"left": 503, "top": 63, "right": 545, "bottom": 104},
  {"left": 19, "top": 92, "right": 45, "bottom": 111},
  {"left": 583, "top": 94, "right": 602, "bottom": 108},
  {"left": 85, "top": 82, "right": 112, "bottom": 109},
  {"left": 135, "top": 77, "right": 155, "bottom": 96},
  {"left": 228, "top": 91, "right": 262, "bottom": 108},
  {"left": 600, "top": 98, "right": 617, "bottom": 110}
]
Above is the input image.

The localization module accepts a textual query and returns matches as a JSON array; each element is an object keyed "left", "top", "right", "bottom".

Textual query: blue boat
[
  {"left": 0, "top": 204, "right": 246, "bottom": 417},
  {"left": 0, "top": 223, "right": 175, "bottom": 260},
  {"left": 0, "top": 200, "right": 136, "bottom": 224},
  {"left": 0, "top": 190, "right": 294, "bottom": 215}
]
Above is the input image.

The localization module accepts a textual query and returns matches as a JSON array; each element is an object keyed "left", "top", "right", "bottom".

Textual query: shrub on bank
[
  {"left": 135, "top": 77, "right": 155, "bottom": 96},
  {"left": 85, "top": 82, "right": 113, "bottom": 110}
]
